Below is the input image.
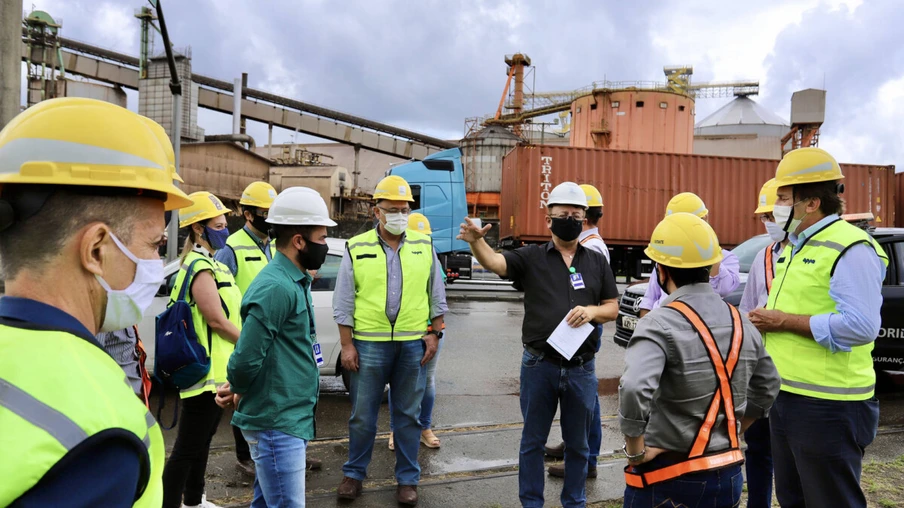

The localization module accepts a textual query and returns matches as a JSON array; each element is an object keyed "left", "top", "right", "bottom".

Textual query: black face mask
[
  {"left": 299, "top": 238, "right": 329, "bottom": 270},
  {"left": 251, "top": 214, "right": 269, "bottom": 235},
  {"left": 658, "top": 266, "right": 671, "bottom": 296},
  {"left": 550, "top": 217, "right": 583, "bottom": 242}
]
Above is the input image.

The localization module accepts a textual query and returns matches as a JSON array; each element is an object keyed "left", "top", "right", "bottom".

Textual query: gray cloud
[{"left": 762, "top": 0, "right": 902, "bottom": 165}]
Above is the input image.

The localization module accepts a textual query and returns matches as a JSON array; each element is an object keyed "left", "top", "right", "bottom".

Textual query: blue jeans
[
  {"left": 389, "top": 338, "right": 443, "bottom": 430},
  {"left": 743, "top": 417, "right": 773, "bottom": 508},
  {"left": 623, "top": 459, "right": 743, "bottom": 508},
  {"left": 241, "top": 429, "right": 307, "bottom": 508},
  {"left": 770, "top": 391, "right": 879, "bottom": 508},
  {"left": 343, "top": 339, "right": 426, "bottom": 485},
  {"left": 519, "top": 349, "right": 597, "bottom": 508}
]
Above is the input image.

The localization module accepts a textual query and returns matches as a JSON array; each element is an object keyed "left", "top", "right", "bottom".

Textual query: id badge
[
  {"left": 570, "top": 273, "right": 586, "bottom": 290},
  {"left": 313, "top": 342, "right": 324, "bottom": 367}
]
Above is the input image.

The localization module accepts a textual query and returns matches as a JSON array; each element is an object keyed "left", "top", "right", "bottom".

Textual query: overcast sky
[{"left": 29, "top": 0, "right": 899, "bottom": 167}]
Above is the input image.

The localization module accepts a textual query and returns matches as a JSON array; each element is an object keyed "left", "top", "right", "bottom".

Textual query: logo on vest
[
  {"left": 802, "top": 258, "right": 816, "bottom": 264},
  {"left": 411, "top": 250, "right": 424, "bottom": 255}
]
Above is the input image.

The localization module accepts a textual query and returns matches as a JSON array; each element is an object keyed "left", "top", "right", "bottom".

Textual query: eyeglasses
[
  {"left": 378, "top": 207, "right": 411, "bottom": 215},
  {"left": 548, "top": 214, "right": 585, "bottom": 220}
]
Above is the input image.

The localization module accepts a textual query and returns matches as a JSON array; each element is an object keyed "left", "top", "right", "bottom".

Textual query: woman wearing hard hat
[
  {"left": 162, "top": 192, "right": 242, "bottom": 508},
  {"left": 387, "top": 213, "right": 446, "bottom": 451}
]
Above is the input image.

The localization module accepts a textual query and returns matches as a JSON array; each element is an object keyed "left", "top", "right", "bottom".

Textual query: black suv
[{"left": 614, "top": 228, "right": 904, "bottom": 384}]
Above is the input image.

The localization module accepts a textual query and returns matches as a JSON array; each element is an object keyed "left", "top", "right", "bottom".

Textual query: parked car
[
  {"left": 613, "top": 228, "right": 904, "bottom": 387},
  {"left": 137, "top": 238, "right": 348, "bottom": 388}
]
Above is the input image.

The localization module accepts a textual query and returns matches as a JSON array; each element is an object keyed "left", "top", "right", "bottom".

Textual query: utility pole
[
  {"left": 0, "top": 0, "right": 24, "bottom": 128},
  {"left": 153, "top": 0, "right": 184, "bottom": 263}
]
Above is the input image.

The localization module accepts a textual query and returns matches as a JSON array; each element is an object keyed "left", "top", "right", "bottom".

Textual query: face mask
[
  {"left": 657, "top": 266, "right": 671, "bottom": 296},
  {"left": 251, "top": 214, "right": 269, "bottom": 235},
  {"left": 204, "top": 226, "right": 229, "bottom": 250},
  {"left": 96, "top": 233, "right": 165, "bottom": 333},
  {"left": 298, "top": 237, "right": 329, "bottom": 270},
  {"left": 773, "top": 200, "right": 808, "bottom": 234},
  {"left": 764, "top": 221, "right": 787, "bottom": 243},
  {"left": 381, "top": 210, "right": 409, "bottom": 236},
  {"left": 549, "top": 217, "right": 583, "bottom": 242}
]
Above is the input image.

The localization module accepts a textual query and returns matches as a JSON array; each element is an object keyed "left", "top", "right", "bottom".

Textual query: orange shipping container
[{"left": 500, "top": 145, "right": 895, "bottom": 248}]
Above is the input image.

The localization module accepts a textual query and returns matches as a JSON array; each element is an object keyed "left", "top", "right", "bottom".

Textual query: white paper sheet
[{"left": 546, "top": 317, "right": 595, "bottom": 361}]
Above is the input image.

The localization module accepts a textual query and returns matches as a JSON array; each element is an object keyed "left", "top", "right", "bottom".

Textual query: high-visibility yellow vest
[
  {"left": 170, "top": 251, "right": 242, "bottom": 398},
  {"left": 0, "top": 325, "right": 164, "bottom": 507},
  {"left": 766, "top": 219, "right": 888, "bottom": 401},
  {"left": 225, "top": 228, "right": 275, "bottom": 293},
  {"left": 348, "top": 229, "right": 434, "bottom": 341}
]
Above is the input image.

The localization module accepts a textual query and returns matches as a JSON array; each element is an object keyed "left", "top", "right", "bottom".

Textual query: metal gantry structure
[{"left": 485, "top": 61, "right": 760, "bottom": 129}]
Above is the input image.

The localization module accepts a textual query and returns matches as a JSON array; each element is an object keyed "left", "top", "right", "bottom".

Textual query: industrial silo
[
  {"left": 694, "top": 96, "right": 789, "bottom": 160},
  {"left": 459, "top": 125, "right": 522, "bottom": 220}
]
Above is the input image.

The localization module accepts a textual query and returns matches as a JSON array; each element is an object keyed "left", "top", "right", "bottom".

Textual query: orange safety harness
[
  {"left": 624, "top": 300, "right": 745, "bottom": 488},
  {"left": 134, "top": 326, "right": 152, "bottom": 409},
  {"left": 764, "top": 243, "right": 776, "bottom": 294},
  {"left": 580, "top": 233, "right": 604, "bottom": 246}
]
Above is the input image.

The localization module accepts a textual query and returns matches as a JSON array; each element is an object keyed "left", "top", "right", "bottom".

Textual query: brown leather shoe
[
  {"left": 544, "top": 442, "right": 565, "bottom": 458},
  {"left": 236, "top": 459, "right": 255, "bottom": 477},
  {"left": 306, "top": 457, "right": 322, "bottom": 471},
  {"left": 547, "top": 463, "right": 597, "bottom": 479},
  {"left": 337, "top": 477, "right": 363, "bottom": 500},
  {"left": 396, "top": 485, "right": 418, "bottom": 506}
]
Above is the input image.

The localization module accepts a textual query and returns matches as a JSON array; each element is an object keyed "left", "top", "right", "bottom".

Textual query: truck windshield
[{"left": 730, "top": 234, "right": 773, "bottom": 274}]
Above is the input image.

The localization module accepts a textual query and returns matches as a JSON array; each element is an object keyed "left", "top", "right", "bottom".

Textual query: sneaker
[{"left": 182, "top": 494, "right": 222, "bottom": 508}]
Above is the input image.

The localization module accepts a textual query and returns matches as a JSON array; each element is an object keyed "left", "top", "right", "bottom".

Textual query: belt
[{"left": 524, "top": 345, "right": 594, "bottom": 367}]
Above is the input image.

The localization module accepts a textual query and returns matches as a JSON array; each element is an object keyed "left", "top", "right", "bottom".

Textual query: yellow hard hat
[
  {"left": 179, "top": 191, "right": 231, "bottom": 228},
  {"left": 0, "top": 97, "right": 192, "bottom": 210},
  {"left": 240, "top": 181, "right": 277, "bottom": 208},
  {"left": 666, "top": 192, "right": 708, "bottom": 218},
  {"left": 774, "top": 147, "right": 844, "bottom": 187},
  {"left": 645, "top": 212, "right": 723, "bottom": 269},
  {"left": 374, "top": 175, "right": 414, "bottom": 202},
  {"left": 140, "top": 115, "right": 183, "bottom": 184},
  {"left": 579, "top": 184, "right": 603, "bottom": 208},
  {"left": 754, "top": 178, "right": 780, "bottom": 214},
  {"left": 408, "top": 212, "right": 432, "bottom": 235}
]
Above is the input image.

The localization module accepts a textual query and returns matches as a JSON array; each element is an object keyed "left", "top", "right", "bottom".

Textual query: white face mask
[
  {"left": 381, "top": 210, "right": 409, "bottom": 236},
  {"left": 95, "top": 233, "right": 165, "bottom": 333},
  {"left": 764, "top": 221, "right": 788, "bottom": 243},
  {"left": 772, "top": 200, "right": 808, "bottom": 235}
]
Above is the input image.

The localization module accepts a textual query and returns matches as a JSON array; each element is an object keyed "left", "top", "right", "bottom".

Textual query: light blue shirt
[
  {"left": 788, "top": 214, "right": 886, "bottom": 353},
  {"left": 215, "top": 225, "right": 272, "bottom": 276}
]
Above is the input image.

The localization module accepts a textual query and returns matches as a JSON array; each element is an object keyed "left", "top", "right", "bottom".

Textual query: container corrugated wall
[{"left": 501, "top": 145, "right": 894, "bottom": 247}]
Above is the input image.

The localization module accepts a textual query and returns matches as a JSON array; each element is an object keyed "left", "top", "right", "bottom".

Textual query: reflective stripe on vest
[
  {"left": 0, "top": 325, "right": 164, "bottom": 507},
  {"left": 348, "top": 229, "right": 433, "bottom": 341},
  {"left": 764, "top": 243, "right": 776, "bottom": 294},
  {"left": 624, "top": 301, "right": 745, "bottom": 488},
  {"left": 765, "top": 219, "right": 888, "bottom": 401},
  {"left": 226, "top": 229, "right": 274, "bottom": 293},
  {"left": 169, "top": 252, "right": 242, "bottom": 398}
]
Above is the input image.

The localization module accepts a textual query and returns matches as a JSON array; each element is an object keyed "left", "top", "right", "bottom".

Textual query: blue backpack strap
[{"left": 176, "top": 257, "right": 210, "bottom": 303}]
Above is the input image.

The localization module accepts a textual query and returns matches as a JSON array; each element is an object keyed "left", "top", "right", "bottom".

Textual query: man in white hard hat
[
  {"left": 459, "top": 181, "right": 619, "bottom": 508},
  {"left": 216, "top": 187, "right": 336, "bottom": 508}
]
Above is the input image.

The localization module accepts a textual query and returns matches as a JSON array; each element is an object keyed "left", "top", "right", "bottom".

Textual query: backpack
[{"left": 153, "top": 258, "right": 213, "bottom": 428}]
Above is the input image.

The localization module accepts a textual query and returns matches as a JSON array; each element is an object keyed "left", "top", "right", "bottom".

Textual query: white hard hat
[
  {"left": 266, "top": 187, "right": 337, "bottom": 227},
  {"left": 547, "top": 182, "right": 588, "bottom": 209}
]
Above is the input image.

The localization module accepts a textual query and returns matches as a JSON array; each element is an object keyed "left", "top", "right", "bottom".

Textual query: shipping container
[
  {"left": 896, "top": 171, "right": 904, "bottom": 228},
  {"left": 500, "top": 145, "right": 895, "bottom": 250}
]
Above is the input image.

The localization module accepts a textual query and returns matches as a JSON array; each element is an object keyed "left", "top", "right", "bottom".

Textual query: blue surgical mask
[{"left": 205, "top": 226, "right": 229, "bottom": 251}]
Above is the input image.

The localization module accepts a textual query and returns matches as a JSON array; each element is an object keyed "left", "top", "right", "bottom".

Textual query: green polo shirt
[{"left": 227, "top": 251, "right": 318, "bottom": 440}]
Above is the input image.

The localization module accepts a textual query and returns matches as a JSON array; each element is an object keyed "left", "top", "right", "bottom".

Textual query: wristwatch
[
  {"left": 622, "top": 443, "right": 646, "bottom": 462},
  {"left": 430, "top": 330, "right": 444, "bottom": 340}
]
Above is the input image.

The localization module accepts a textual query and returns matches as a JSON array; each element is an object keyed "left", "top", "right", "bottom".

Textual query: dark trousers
[
  {"left": 233, "top": 424, "right": 251, "bottom": 461},
  {"left": 162, "top": 391, "right": 224, "bottom": 508},
  {"left": 519, "top": 350, "right": 597, "bottom": 508},
  {"left": 623, "top": 458, "right": 743, "bottom": 508},
  {"left": 743, "top": 417, "right": 773, "bottom": 508},
  {"left": 770, "top": 391, "right": 879, "bottom": 508}
]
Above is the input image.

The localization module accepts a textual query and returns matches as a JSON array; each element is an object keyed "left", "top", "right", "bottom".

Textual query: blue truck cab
[{"left": 388, "top": 148, "right": 473, "bottom": 281}]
